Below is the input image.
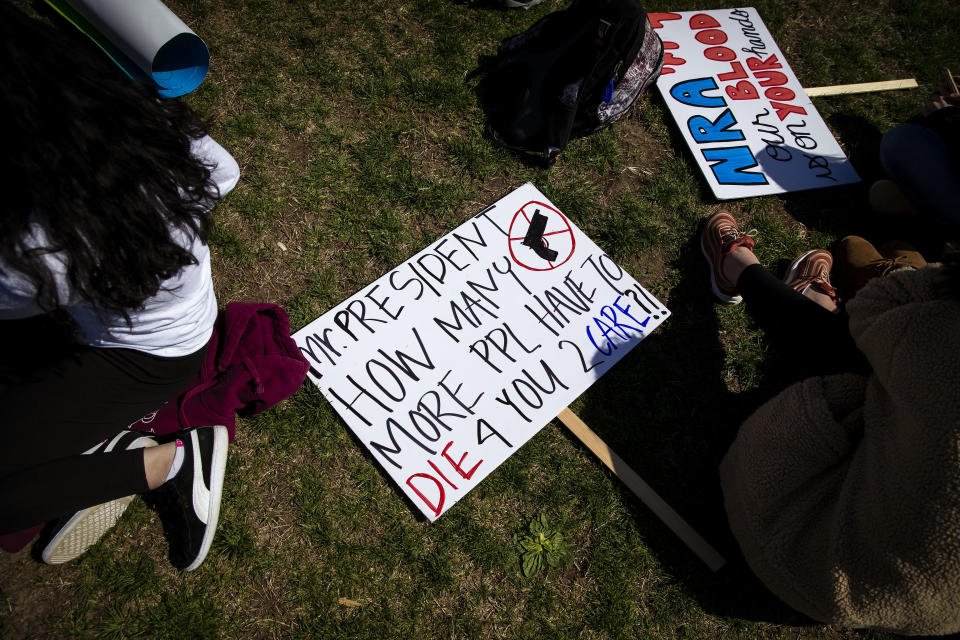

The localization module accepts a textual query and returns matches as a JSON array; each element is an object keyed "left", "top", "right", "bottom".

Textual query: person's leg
[
  {"left": 33, "top": 432, "right": 175, "bottom": 564},
  {"left": 703, "top": 212, "right": 869, "bottom": 378},
  {"left": 879, "top": 123, "right": 960, "bottom": 235},
  {"left": 0, "top": 344, "right": 202, "bottom": 534},
  {"left": 724, "top": 245, "right": 841, "bottom": 314},
  {"left": 735, "top": 263, "right": 866, "bottom": 374},
  {"left": 710, "top": 220, "right": 840, "bottom": 315},
  {"left": 144, "top": 443, "right": 180, "bottom": 489}
]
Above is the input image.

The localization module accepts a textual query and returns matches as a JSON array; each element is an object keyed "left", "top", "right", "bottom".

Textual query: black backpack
[{"left": 482, "top": 0, "right": 663, "bottom": 167}]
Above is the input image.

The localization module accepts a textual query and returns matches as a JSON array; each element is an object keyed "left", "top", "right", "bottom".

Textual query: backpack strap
[
  {"left": 542, "top": 3, "right": 645, "bottom": 166},
  {"left": 541, "top": 11, "right": 606, "bottom": 166},
  {"left": 543, "top": 99, "right": 577, "bottom": 167}
]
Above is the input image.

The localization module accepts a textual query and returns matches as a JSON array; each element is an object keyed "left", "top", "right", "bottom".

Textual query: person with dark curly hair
[{"left": 0, "top": 4, "right": 236, "bottom": 571}]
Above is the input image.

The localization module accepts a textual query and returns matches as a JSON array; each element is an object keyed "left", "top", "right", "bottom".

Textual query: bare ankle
[
  {"left": 802, "top": 286, "right": 839, "bottom": 313},
  {"left": 144, "top": 442, "right": 178, "bottom": 490},
  {"left": 722, "top": 246, "right": 760, "bottom": 285}
]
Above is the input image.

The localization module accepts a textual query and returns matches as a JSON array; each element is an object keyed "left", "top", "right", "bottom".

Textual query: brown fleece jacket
[{"left": 720, "top": 265, "right": 960, "bottom": 635}]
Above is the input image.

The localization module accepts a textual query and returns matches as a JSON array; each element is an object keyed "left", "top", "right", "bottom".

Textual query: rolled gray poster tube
[{"left": 48, "top": 0, "right": 209, "bottom": 97}]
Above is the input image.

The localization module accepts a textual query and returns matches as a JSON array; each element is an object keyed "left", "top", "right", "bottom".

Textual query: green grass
[{"left": 3, "top": 0, "right": 959, "bottom": 638}]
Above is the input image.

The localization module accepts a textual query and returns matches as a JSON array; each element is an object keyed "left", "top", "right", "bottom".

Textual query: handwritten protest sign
[
  {"left": 293, "top": 184, "right": 670, "bottom": 521},
  {"left": 651, "top": 8, "right": 860, "bottom": 199}
]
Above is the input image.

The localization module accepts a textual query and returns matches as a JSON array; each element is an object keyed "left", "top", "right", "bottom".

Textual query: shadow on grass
[
  {"left": 825, "top": 112, "right": 885, "bottom": 184},
  {"left": 775, "top": 112, "right": 882, "bottom": 244},
  {"left": 778, "top": 110, "right": 953, "bottom": 256},
  {"left": 781, "top": 185, "right": 951, "bottom": 273},
  {"left": 571, "top": 231, "right": 820, "bottom": 627},
  {"left": 780, "top": 111, "right": 956, "bottom": 265}
]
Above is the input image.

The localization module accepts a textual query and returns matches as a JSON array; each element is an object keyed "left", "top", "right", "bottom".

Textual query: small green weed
[{"left": 516, "top": 514, "right": 572, "bottom": 578}]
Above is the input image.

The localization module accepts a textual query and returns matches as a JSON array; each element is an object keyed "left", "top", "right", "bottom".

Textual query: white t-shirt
[{"left": 0, "top": 135, "right": 239, "bottom": 357}]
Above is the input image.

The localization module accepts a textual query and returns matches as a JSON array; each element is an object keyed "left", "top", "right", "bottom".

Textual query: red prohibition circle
[{"left": 507, "top": 201, "right": 576, "bottom": 271}]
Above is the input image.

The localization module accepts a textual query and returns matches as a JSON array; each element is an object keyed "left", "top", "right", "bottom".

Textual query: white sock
[{"left": 165, "top": 439, "right": 185, "bottom": 482}]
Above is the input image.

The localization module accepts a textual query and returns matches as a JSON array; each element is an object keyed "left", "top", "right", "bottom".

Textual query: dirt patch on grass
[
  {"left": 0, "top": 552, "right": 72, "bottom": 639},
  {"left": 618, "top": 112, "right": 675, "bottom": 181}
]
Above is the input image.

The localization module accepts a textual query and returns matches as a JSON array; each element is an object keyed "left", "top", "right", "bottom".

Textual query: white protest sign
[
  {"left": 651, "top": 8, "right": 860, "bottom": 199},
  {"left": 294, "top": 183, "right": 670, "bottom": 521}
]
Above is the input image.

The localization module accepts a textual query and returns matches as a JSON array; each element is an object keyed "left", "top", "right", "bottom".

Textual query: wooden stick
[
  {"left": 556, "top": 408, "right": 726, "bottom": 572},
  {"left": 943, "top": 68, "right": 958, "bottom": 95},
  {"left": 804, "top": 79, "right": 918, "bottom": 97}
]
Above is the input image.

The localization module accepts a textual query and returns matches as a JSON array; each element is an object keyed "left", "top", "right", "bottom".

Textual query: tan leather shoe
[
  {"left": 879, "top": 240, "right": 927, "bottom": 270},
  {"left": 834, "top": 235, "right": 920, "bottom": 294}
]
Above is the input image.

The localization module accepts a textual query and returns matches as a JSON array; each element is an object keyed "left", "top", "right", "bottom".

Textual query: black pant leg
[
  {"left": 0, "top": 340, "right": 203, "bottom": 533},
  {"left": 736, "top": 264, "right": 869, "bottom": 378}
]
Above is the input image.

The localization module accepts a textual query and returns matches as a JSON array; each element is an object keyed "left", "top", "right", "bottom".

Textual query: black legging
[
  {"left": 0, "top": 316, "right": 203, "bottom": 534},
  {"left": 737, "top": 264, "right": 870, "bottom": 379}
]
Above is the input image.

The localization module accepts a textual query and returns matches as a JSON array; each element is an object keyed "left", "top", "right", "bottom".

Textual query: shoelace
[
  {"left": 868, "top": 255, "right": 911, "bottom": 277},
  {"left": 718, "top": 224, "right": 758, "bottom": 250},
  {"left": 794, "top": 266, "right": 840, "bottom": 303}
]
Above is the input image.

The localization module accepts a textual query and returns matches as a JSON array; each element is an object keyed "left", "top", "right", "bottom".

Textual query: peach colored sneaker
[
  {"left": 700, "top": 210, "right": 757, "bottom": 305},
  {"left": 783, "top": 249, "right": 840, "bottom": 306}
]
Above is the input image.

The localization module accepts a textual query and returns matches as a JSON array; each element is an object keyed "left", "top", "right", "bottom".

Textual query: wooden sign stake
[
  {"left": 942, "top": 68, "right": 958, "bottom": 95},
  {"left": 556, "top": 408, "right": 726, "bottom": 572},
  {"left": 804, "top": 78, "right": 918, "bottom": 97}
]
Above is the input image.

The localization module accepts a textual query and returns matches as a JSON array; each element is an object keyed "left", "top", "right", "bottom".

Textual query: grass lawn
[{"left": 2, "top": 0, "right": 958, "bottom": 638}]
